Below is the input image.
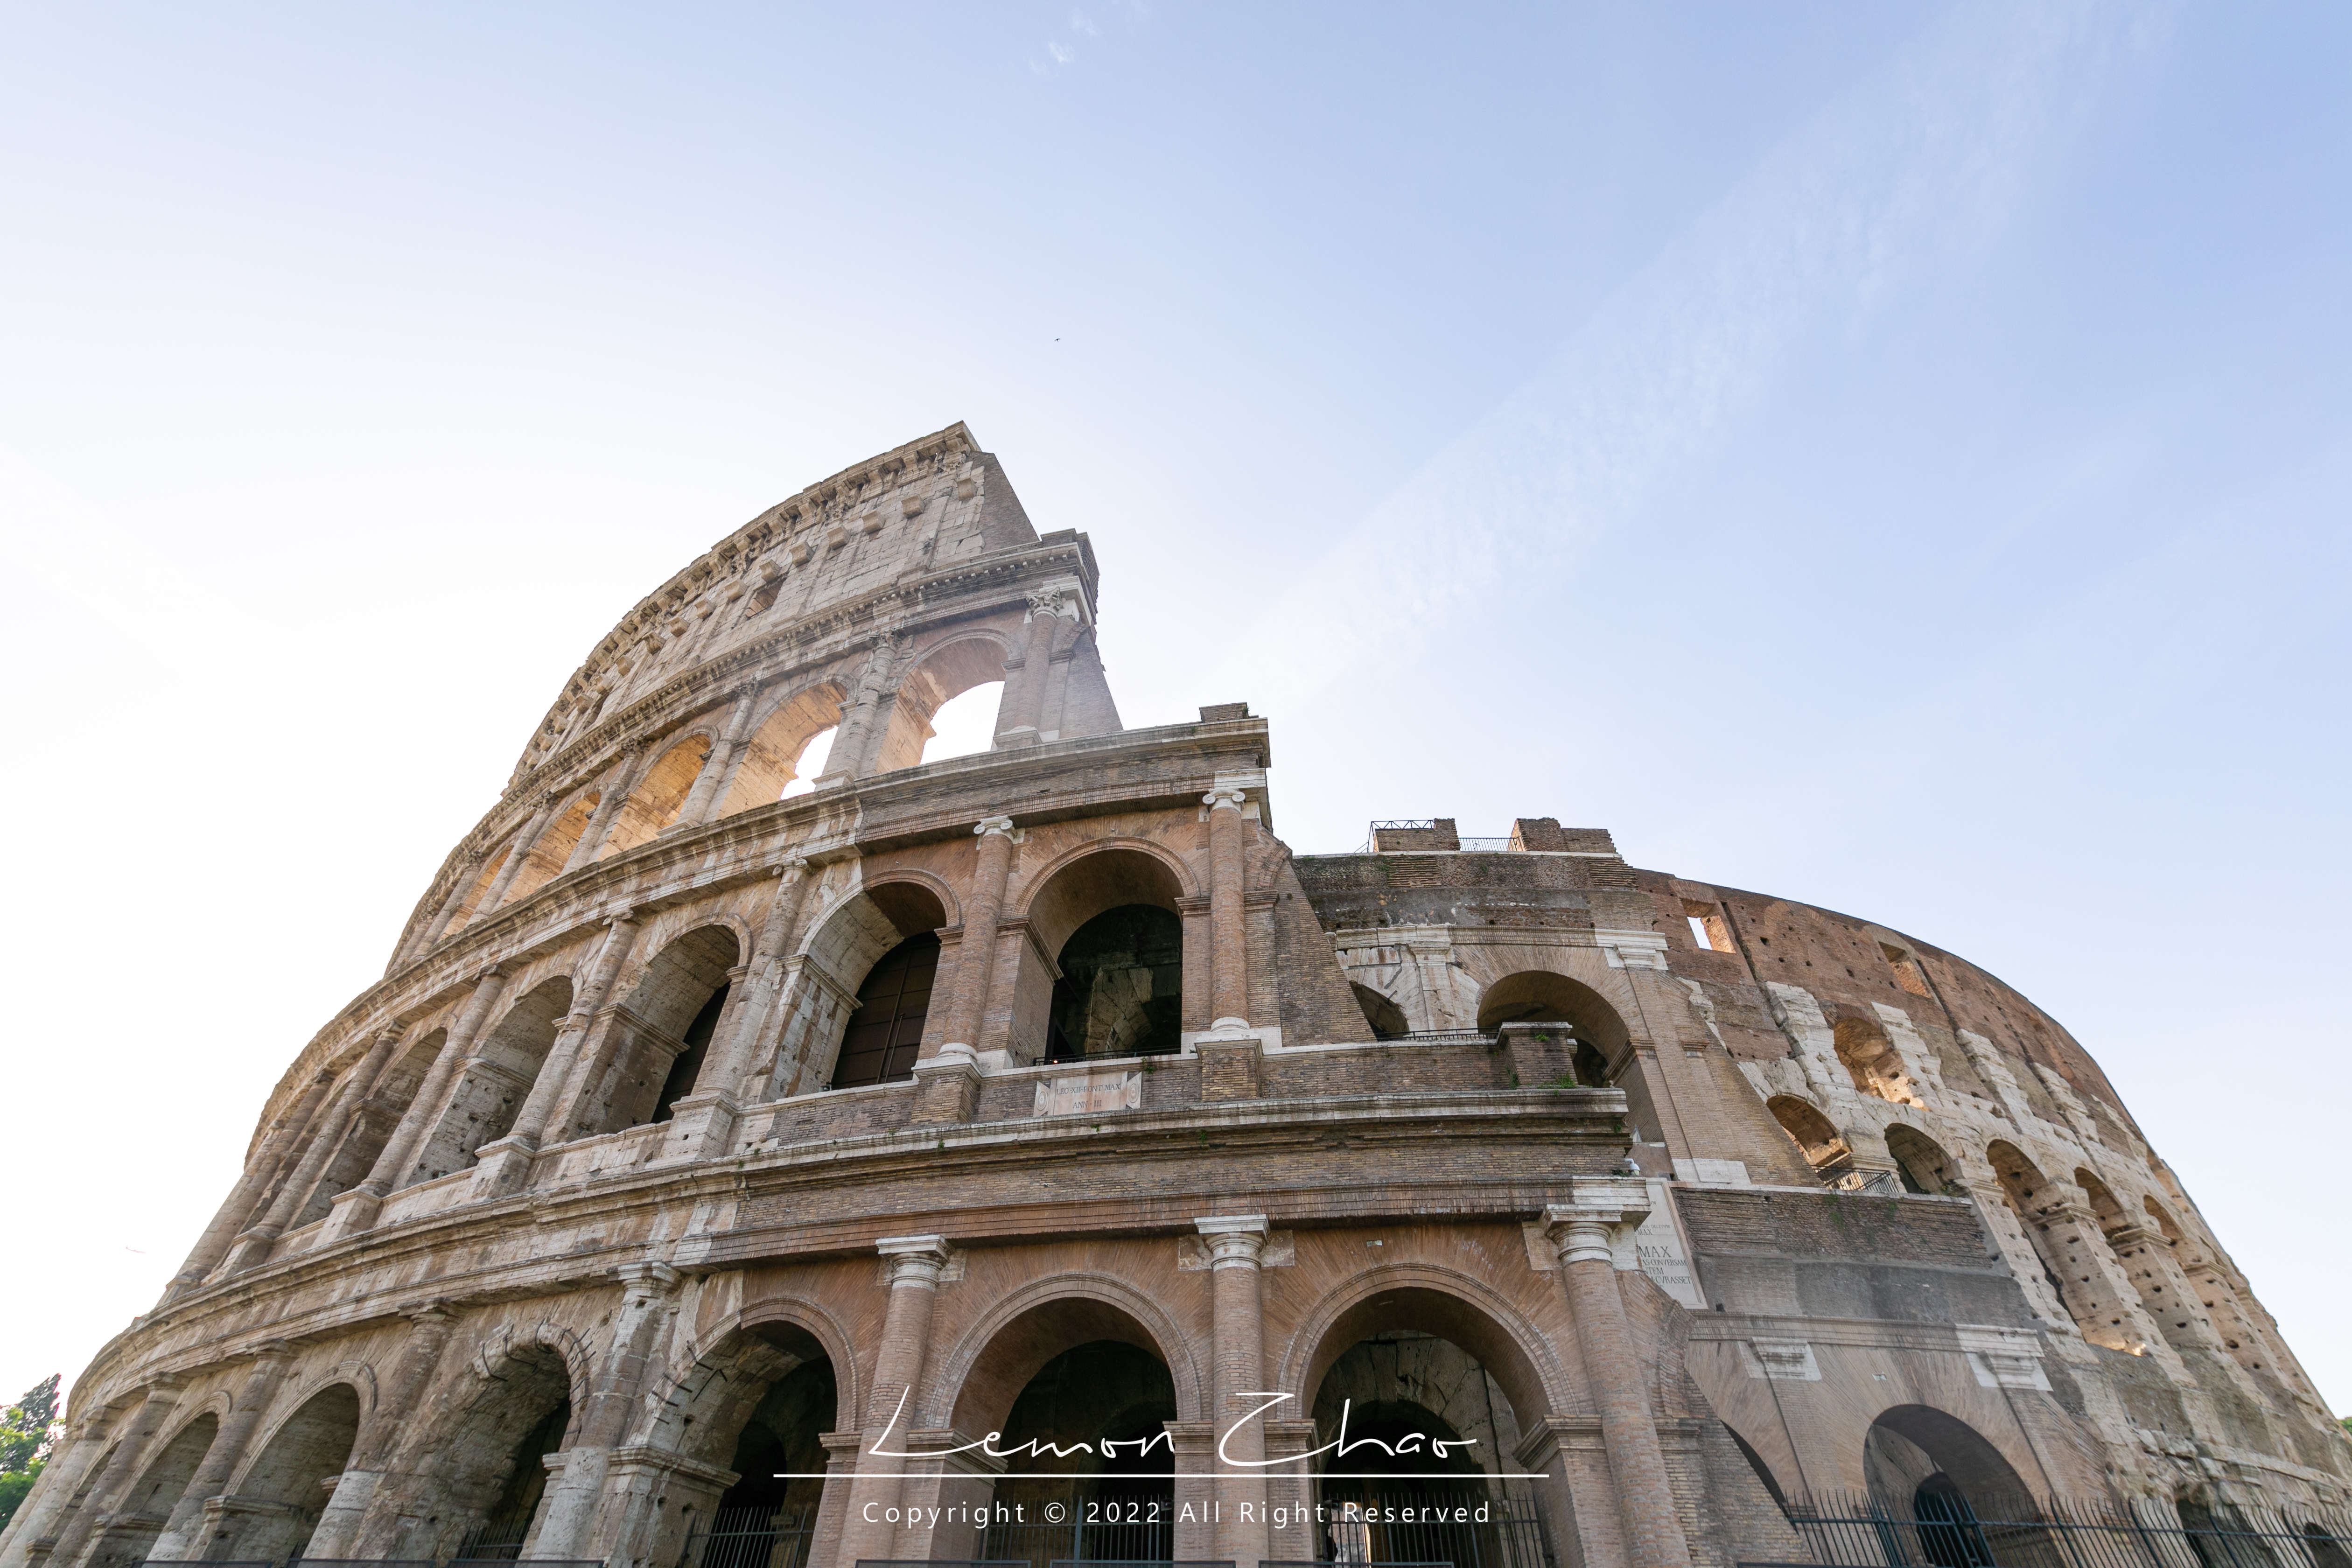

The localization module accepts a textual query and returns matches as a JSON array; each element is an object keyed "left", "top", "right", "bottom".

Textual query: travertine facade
[{"left": 8, "top": 426, "right": 2343, "bottom": 1568}]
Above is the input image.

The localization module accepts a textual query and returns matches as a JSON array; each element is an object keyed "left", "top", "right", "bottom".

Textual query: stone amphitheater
[{"left": 6, "top": 425, "right": 2344, "bottom": 1568}]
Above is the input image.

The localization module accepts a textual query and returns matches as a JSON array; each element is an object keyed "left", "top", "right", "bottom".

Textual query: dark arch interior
[
  {"left": 1048, "top": 903, "right": 1183, "bottom": 1062},
  {"left": 1310, "top": 1330, "right": 1514, "bottom": 1568},
  {"left": 699, "top": 1356, "right": 838, "bottom": 1566},
  {"left": 459, "top": 1394, "right": 573, "bottom": 1559},
  {"left": 832, "top": 933, "right": 940, "bottom": 1089},
  {"left": 651, "top": 983, "right": 732, "bottom": 1124},
  {"left": 1864, "top": 1405, "right": 2033, "bottom": 1519},
  {"left": 1352, "top": 983, "right": 1408, "bottom": 1041},
  {"left": 222, "top": 1384, "right": 363, "bottom": 1562},
  {"left": 1473, "top": 971, "right": 1627, "bottom": 1081},
  {"left": 990, "top": 1341, "right": 1178, "bottom": 1562}
]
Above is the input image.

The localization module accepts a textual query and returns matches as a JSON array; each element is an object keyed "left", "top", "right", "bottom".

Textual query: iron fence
[
  {"left": 977, "top": 1480, "right": 1174, "bottom": 1568},
  {"left": 1765, "top": 1492, "right": 2352, "bottom": 1568},
  {"left": 681, "top": 1505, "right": 819, "bottom": 1568}
]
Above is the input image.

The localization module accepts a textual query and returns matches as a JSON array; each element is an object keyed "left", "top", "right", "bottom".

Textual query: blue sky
[{"left": 3, "top": 2, "right": 2348, "bottom": 1414}]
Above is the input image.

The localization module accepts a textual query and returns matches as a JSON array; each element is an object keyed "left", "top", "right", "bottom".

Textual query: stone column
[
  {"left": 303, "top": 1303, "right": 460, "bottom": 1559},
  {"left": 166, "top": 1068, "right": 337, "bottom": 1296},
  {"left": 913, "top": 821, "right": 1014, "bottom": 1124},
  {"left": 1203, "top": 787, "right": 1250, "bottom": 1028},
  {"left": 1, "top": 1416, "right": 114, "bottom": 1568},
  {"left": 838, "top": 1236, "right": 952, "bottom": 1567},
  {"left": 145, "top": 1346, "right": 296, "bottom": 1561},
  {"left": 532, "top": 1264, "right": 684, "bottom": 1560},
  {"left": 46, "top": 1379, "right": 184, "bottom": 1568},
  {"left": 1546, "top": 1182, "right": 1692, "bottom": 1568},
  {"left": 224, "top": 1026, "right": 406, "bottom": 1273},
  {"left": 993, "top": 590, "right": 1068, "bottom": 747},
  {"left": 678, "top": 691, "right": 758, "bottom": 828},
  {"left": 1197, "top": 1214, "right": 1271, "bottom": 1568},
  {"left": 473, "top": 910, "right": 643, "bottom": 1197},
  {"left": 658, "top": 861, "right": 814, "bottom": 1160},
  {"left": 472, "top": 800, "right": 556, "bottom": 918},
  {"left": 563, "top": 750, "right": 641, "bottom": 873},
  {"left": 323, "top": 969, "right": 511, "bottom": 1241}
]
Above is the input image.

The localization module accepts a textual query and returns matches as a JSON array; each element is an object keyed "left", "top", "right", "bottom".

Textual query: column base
[
  {"left": 221, "top": 1226, "right": 282, "bottom": 1274},
  {"left": 319, "top": 1184, "right": 388, "bottom": 1244},
  {"left": 1194, "top": 1024, "right": 1270, "bottom": 1102},
  {"left": 649, "top": 1092, "right": 742, "bottom": 1165},
  {"left": 468, "top": 1136, "right": 539, "bottom": 1200},
  {"left": 909, "top": 1043, "right": 985, "bottom": 1125}
]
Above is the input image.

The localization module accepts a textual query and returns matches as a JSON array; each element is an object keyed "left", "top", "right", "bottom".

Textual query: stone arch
[
  {"left": 600, "top": 730, "right": 715, "bottom": 860},
  {"left": 92, "top": 1408, "right": 220, "bottom": 1568},
  {"left": 774, "top": 880, "right": 953, "bottom": 1096},
  {"left": 718, "top": 681, "right": 848, "bottom": 816},
  {"left": 1886, "top": 1124, "right": 1960, "bottom": 1196},
  {"left": 1987, "top": 1142, "right": 2142, "bottom": 1354},
  {"left": 654, "top": 1298, "right": 863, "bottom": 1456},
  {"left": 441, "top": 841, "right": 514, "bottom": 938},
  {"left": 292, "top": 1025, "right": 449, "bottom": 1227},
  {"left": 1862, "top": 1404, "right": 2037, "bottom": 1516},
  {"left": 1276, "top": 1263, "right": 1572, "bottom": 1447},
  {"left": 409, "top": 976, "right": 574, "bottom": 1183},
  {"left": 872, "top": 633, "right": 1013, "bottom": 775},
  {"left": 1014, "top": 841, "right": 1194, "bottom": 1062},
  {"left": 932, "top": 1273, "right": 1210, "bottom": 1437},
  {"left": 1474, "top": 971, "right": 1632, "bottom": 1068},
  {"left": 1768, "top": 1095, "right": 1853, "bottom": 1181},
  {"left": 406, "top": 1333, "right": 584, "bottom": 1561},
  {"left": 1352, "top": 982, "right": 1408, "bottom": 1041},
  {"left": 501, "top": 790, "right": 602, "bottom": 906},
  {"left": 1833, "top": 1014, "right": 1922, "bottom": 1106},
  {"left": 217, "top": 1380, "right": 366, "bottom": 1562}
]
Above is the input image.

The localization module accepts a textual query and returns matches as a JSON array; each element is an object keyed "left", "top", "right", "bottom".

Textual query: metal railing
[
  {"left": 682, "top": 1505, "right": 819, "bottom": 1568},
  {"left": 978, "top": 1481, "right": 1175, "bottom": 1568},
  {"left": 1766, "top": 1492, "right": 2352, "bottom": 1568}
]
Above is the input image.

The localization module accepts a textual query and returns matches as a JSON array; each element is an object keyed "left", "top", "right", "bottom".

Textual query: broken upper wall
[{"left": 508, "top": 423, "right": 1052, "bottom": 787}]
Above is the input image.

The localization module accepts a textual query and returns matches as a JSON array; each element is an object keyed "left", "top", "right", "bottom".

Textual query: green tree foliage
[{"left": 0, "top": 1375, "right": 62, "bottom": 1533}]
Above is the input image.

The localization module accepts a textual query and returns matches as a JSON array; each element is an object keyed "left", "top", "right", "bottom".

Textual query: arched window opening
[
  {"left": 420, "top": 1348, "right": 573, "bottom": 1564},
  {"left": 289, "top": 1027, "right": 449, "bottom": 1229},
  {"left": 1474, "top": 972, "right": 1631, "bottom": 1081},
  {"left": 650, "top": 984, "right": 730, "bottom": 1125},
  {"left": 742, "top": 573, "right": 785, "bottom": 620},
  {"left": 1862, "top": 1407, "right": 2036, "bottom": 1539},
  {"left": 599, "top": 735, "right": 713, "bottom": 860},
  {"left": 1768, "top": 1096, "right": 1853, "bottom": 1184},
  {"left": 1833, "top": 1015, "right": 1923, "bottom": 1106},
  {"left": 209, "top": 1385, "right": 361, "bottom": 1563},
  {"left": 1886, "top": 1124, "right": 1960, "bottom": 1197},
  {"left": 1049, "top": 904, "right": 1183, "bottom": 1062},
  {"left": 1987, "top": 1143, "right": 2144, "bottom": 1354},
  {"left": 574, "top": 925, "right": 742, "bottom": 1140},
  {"left": 455, "top": 1394, "right": 571, "bottom": 1562},
  {"left": 1353, "top": 982, "right": 1408, "bottom": 1042},
  {"left": 981, "top": 1341, "right": 1178, "bottom": 1566},
  {"left": 1302, "top": 1302, "right": 1550, "bottom": 1568},
  {"left": 723, "top": 685, "right": 847, "bottom": 813},
  {"left": 698, "top": 1356, "right": 837, "bottom": 1568},
  {"left": 831, "top": 934, "right": 939, "bottom": 1089},
  {"left": 93, "top": 1413, "right": 219, "bottom": 1568},
  {"left": 871, "top": 637, "right": 1010, "bottom": 776},
  {"left": 502, "top": 793, "right": 600, "bottom": 907},
  {"left": 443, "top": 844, "right": 513, "bottom": 938},
  {"left": 410, "top": 978, "right": 573, "bottom": 1184},
  {"left": 917, "top": 680, "right": 1004, "bottom": 766}
]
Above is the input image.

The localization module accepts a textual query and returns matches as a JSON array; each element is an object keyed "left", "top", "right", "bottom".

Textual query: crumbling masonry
[{"left": 7, "top": 425, "right": 2343, "bottom": 1568}]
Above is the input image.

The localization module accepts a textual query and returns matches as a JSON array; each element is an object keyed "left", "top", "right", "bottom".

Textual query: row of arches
[
  {"left": 426, "top": 639, "right": 1016, "bottom": 953},
  {"left": 1761, "top": 1099, "right": 2270, "bottom": 1373}
]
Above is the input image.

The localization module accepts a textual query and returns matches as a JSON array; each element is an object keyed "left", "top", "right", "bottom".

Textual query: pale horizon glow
[{"left": 1, "top": 1, "right": 2347, "bottom": 1419}]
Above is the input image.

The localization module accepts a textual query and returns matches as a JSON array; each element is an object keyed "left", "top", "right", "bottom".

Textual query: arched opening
[
  {"left": 917, "top": 681, "right": 1005, "bottom": 767},
  {"left": 413, "top": 1346, "right": 574, "bottom": 1563},
  {"left": 719, "top": 686, "right": 847, "bottom": 816},
  {"left": 779, "top": 882, "right": 951, "bottom": 1097},
  {"left": 410, "top": 978, "right": 573, "bottom": 1183},
  {"left": 1019, "top": 847, "right": 1190, "bottom": 1063},
  {"left": 1298, "top": 1288, "right": 1556, "bottom": 1568},
  {"left": 443, "top": 845, "right": 513, "bottom": 938},
  {"left": 1886, "top": 1125, "right": 1960, "bottom": 1196},
  {"left": 600, "top": 734, "right": 713, "bottom": 860},
  {"left": 871, "top": 637, "right": 1010, "bottom": 776},
  {"left": 1048, "top": 905, "right": 1183, "bottom": 1061},
  {"left": 90, "top": 1412, "right": 218, "bottom": 1568},
  {"left": 571, "top": 925, "right": 742, "bottom": 1140},
  {"left": 1833, "top": 1016, "right": 1922, "bottom": 1106},
  {"left": 1768, "top": 1096, "right": 1854, "bottom": 1183},
  {"left": 502, "top": 793, "right": 600, "bottom": 906},
  {"left": 1352, "top": 983, "right": 1408, "bottom": 1042},
  {"left": 213, "top": 1385, "right": 361, "bottom": 1563},
  {"left": 1987, "top": 1144, "right": 2143, "bottom": 1354},
  {"left": 288, "top": 1027, "right": 450, "bottom": 1229},
  {"left": 1863, "top": 1407, "right": 2036, "bottom": 1561},
  {"left": 651, "top": 1320, "right": 841, "bottom": 1568},
  {"left": 1474, "top": 972, "right": 1629, "bottom": 1080},
  {"left": 947, "top": 1297, "right": 1190, "bottom": 1568}
]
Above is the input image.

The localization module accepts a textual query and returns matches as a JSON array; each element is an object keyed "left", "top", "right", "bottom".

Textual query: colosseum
[{"left": 7, "top": 424, "right": 2344, "bottom": 1568}]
